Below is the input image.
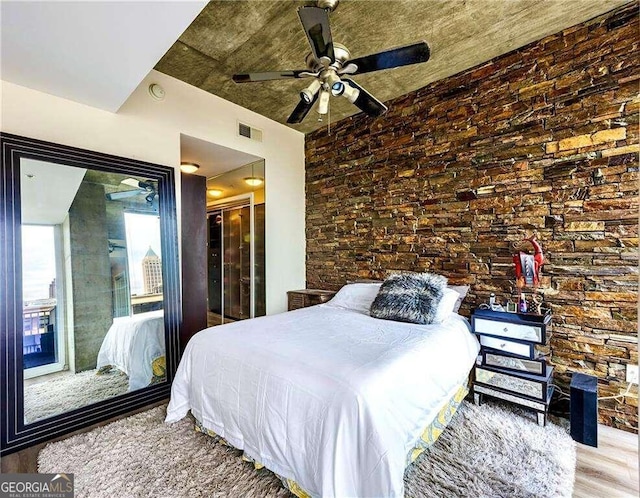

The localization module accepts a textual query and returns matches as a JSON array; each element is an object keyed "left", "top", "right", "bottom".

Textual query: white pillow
[
  {"left": 448, "top": 285, "right": 470, "bottom": 312},
  {"left": 325, "top": 283, "right": 382, "bottom": 314},
  {"left": 433, "top": 288, "right": 460, "bottom": 323}
]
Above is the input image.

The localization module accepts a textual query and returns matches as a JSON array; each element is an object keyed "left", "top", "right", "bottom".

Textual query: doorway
[
  {"left": 207, "top": 194, "right": 265, "bottom": 326},
  {"left": 180, "top": 134, "right": 267, "bottom": 330}
]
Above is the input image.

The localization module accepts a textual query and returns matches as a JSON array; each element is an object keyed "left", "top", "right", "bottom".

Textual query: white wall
[{"left": 0, "top": 71, "right": 306, "bottom": 314}]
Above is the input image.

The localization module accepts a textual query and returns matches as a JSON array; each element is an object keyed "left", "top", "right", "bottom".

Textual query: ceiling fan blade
[
  {"left": 348, "top": 41, "right": 431, "bottom": 75},
  {"left": 342, "top": 79, "right": 388, "bottom": 118},
  {"left": 286, "top": 91, "right": 319, "bottom": 124},
  {"left": 233, "top": 70, "right": 312, "bottom": 83},
  {"left": 106, "top": 189, "right": 142, "bottom": 201},
  {"left": 121, "top": 178, "right": 142, "bottom": 188},
  {"left": 120, "top": 178, "right": 156, "bottom": 193},
  {"left": 297, "top": 6, "right": 334, "bottom": 64}
]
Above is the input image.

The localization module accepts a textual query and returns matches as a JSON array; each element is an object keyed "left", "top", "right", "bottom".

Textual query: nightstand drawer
[
  {"left": 475, "top": 366, "right": 553, "bottom": 401},
  {"left": 474, "top": 317, "right": 543, "bottom": 342},
  {"left": 482, "top": 349, "right": 547, "bottom": 376},
  {"left": 474, "top": 385, "right": 552, "bottom": 412},
  {"left": 479, "top": 335, "right": 535, "bottom": 358},
  {"left": 471, "top": 309, "right": 550, "bottom": 345},
  {"left": 288, "top": 294, "right": 305, "bottom": 310}
]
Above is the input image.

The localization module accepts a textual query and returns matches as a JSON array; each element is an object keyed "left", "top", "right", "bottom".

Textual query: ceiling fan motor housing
[
  {"left": 303, "top": 43, "right": 351, "bottom": 105},
  {"left": 317, "top": 0, "right": 340, "bottom": 12},
  {"left": 305, "top": 43, "right": 351, "bottom": 72}
]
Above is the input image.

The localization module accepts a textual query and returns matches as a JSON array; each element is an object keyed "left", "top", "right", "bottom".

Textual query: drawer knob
[
  {"left": 503, "top": 327, "right": 509, "bottom": 333},
  {"left": 500, "top": 342, "right": 506, "bottom": 348}
]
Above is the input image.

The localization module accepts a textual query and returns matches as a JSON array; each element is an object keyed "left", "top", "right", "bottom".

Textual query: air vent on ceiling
[{"left": 238, "top": 122, "right": 263, "bottom": 142}]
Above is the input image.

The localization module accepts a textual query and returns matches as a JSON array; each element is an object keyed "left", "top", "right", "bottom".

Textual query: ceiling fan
[
  {"left": 232, "top": 0, "right": 431, "bottom": 124},
  {"left": 106, "top": 178, "right": 157, "bottom": 204},
  {"left": 108, "top": 239, "right": 127, "bottom": 254}
]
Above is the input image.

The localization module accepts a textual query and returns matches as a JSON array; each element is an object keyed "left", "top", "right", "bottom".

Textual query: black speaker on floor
[{"left": 570, "top": 373, "right": 598, "bottom": 447}]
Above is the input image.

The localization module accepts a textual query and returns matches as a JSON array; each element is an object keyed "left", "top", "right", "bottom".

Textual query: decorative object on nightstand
[
  {"left": 471, "top": 308, "right": 553, "bottom": 426},
  {"left": 513, "top": 236, "right": 545, "bottom": 288},
  {"left": 287, "top": 289, "right": 337, "bottom": 311}
]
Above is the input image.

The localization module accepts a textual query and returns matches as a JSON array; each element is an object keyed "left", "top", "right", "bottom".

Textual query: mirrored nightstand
[{"left": 471, "top": 308, "right": 553, "bottom": 426}]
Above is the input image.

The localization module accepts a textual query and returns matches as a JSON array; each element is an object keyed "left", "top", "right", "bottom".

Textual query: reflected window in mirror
[
  {"left": 22, "top": 225, "right": 63, "bottom": 376},
  {"left": 124, "top": 211, "right": 163, "bottom": 315}
]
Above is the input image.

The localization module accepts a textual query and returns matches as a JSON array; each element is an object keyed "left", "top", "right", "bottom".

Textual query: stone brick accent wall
[{"left": 305, "top": 4, "right": 639, "bottom": 431}]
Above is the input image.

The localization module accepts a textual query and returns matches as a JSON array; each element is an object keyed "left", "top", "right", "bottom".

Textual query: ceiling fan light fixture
[
  {"left": 300, "top": 79, "right": 322, "bottom": 104},
  {"left": 180, "top": 162, "right": 200, "bottom": 174},
  {"left": 208, "top": 188, "right": 224, "bottom": 197},
  {"left": 323, "top": 70, "right": 341, "bottom": 88},
  {"left": 318, "top": 89, "right": 330, "bottom": 115},
  {"left": 332, "top": 80, "right": 360, "bottom": 103},
  {"left": 330, "top": 81, "right": 343, "bottom": 96}
]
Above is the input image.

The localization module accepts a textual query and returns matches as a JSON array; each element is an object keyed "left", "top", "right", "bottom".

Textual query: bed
[
  {"left": 166, "top": 285, "right": 479, "bottom": 497},
  {"left": 96, "top": 309, "right": 166, "bottom": 391}
]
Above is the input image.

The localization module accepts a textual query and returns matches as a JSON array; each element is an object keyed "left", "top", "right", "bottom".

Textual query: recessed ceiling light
[
  {"left": 180, "top": 162, "right": 200, "bottom": 174},
  {"left": 244, "top": 176, "right": 264, "bottom": 187},
  {"left": 148, "top": 83, "right": 165, "bottom": 101},
  {"left": 208, "top": 189, "right": 223, "bottom": 197}
]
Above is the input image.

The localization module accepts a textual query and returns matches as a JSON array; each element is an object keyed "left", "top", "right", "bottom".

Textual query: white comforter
[
  {"left": 166, "top": 305, "right": 479, "bottom": 497},
  {"left": 96, "top": 310, "right": 165, "bottom": 391}
]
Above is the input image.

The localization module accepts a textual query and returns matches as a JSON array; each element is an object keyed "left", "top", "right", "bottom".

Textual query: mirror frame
[{"left": 0, "top": 133, "right": 181, "bottom": 455}]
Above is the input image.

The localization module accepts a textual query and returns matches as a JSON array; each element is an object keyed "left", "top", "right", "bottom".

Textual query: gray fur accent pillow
[{"left": 369, "top": 273, "right": 447, "bottom": 324}]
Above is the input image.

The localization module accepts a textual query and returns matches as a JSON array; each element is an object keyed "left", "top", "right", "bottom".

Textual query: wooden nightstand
[
  {"left": 287, "top": 289, "right": 337, "bottom": 311},
  {"left": 471, "top": 308, "right": 553, "bottom": 426}
]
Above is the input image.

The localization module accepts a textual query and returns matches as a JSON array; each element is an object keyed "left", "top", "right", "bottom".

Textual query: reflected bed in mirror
[
  {"left": 1, "top": 133, "right": 180, "bottom": 455},
  {"left": 21, "top": 165, "right": 167, "bottom": 424}
]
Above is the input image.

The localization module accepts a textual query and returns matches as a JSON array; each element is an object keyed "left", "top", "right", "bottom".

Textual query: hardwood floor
[
  {"left": 574, "top": 424, "right": 639, "bottom": 497},
  {"left": 207, "top": 311, "right": 235, "bottom": 327}
]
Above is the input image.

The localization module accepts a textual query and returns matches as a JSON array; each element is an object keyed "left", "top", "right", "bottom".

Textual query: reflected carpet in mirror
[{"left": 24, "top": 369, "right": 129, "bottom": 424}]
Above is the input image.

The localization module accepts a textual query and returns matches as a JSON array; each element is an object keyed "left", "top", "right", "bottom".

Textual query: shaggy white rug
[
  {"left": 38, "top": 401, "right": 575, "bottom": 498},
  {"left": 25, "top": 369, "right": 129, "bottom": 424}
]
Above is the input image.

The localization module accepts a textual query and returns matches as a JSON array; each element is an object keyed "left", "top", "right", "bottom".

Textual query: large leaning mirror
[{"left": 1, "top": 133, "right": 181, "bottom": 455}]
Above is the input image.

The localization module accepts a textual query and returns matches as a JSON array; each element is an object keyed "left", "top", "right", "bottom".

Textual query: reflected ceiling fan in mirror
[
  {"left": 232, "top": 0, "right": 431, "bottom": 124},
  {"left": 106, "top": 178, "right": 157, "bottom": 203},
  {"left": 107, "top": 239, "right": 127, "bottom": 254}
]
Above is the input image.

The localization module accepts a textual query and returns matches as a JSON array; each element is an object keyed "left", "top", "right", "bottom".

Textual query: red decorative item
[{"left": 514, "top": 236, "right": 544, "bottom": 288}]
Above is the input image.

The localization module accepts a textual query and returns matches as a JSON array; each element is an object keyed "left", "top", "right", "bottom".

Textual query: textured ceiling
[{"left": 155, "top": 0, "right": 629, "bottom": 134}]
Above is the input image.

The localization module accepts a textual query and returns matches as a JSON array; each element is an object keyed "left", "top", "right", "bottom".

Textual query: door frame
[{"left": 208, "top": 193, "right": 256, "bottom": 321}]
